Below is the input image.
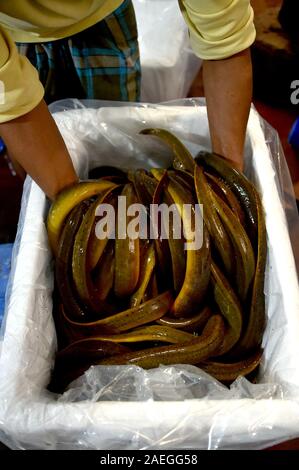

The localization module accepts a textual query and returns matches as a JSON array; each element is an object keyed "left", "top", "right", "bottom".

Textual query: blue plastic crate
[
  {"left": 0, "top": 137, "right": 5, "bottom": 154},
  {"left": 0, "top": 244, "right": 13, "bottom": 327},
  {"left": 288, "top": 117, "right": 299, "bottom": 149}
]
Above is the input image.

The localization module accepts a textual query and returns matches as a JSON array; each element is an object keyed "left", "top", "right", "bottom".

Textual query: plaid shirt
[{"left": 17, "top": 0, "right": 141, "bottom": 103}]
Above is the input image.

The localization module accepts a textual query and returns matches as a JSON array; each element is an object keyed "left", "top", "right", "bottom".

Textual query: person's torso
[{"left": 0, "top": 0, "right": 123, "bottom": 42}]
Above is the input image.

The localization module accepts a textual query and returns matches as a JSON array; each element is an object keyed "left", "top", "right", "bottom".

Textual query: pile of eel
[{"left": 47, "top": 129, "right": 266, "bottom": 393}]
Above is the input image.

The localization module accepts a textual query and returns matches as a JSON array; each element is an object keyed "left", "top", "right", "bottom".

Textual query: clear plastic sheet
[
  {"left": 59, "top": 365, "right": 281, "bottom": 404},
  {"left": 259, "top": 119, "right": 299, "bottom": 277},
  {"left": 132, "top": 0, "right": 202, "bottom": 102},
  {"left": 0, "top": 99, "right": 299, "bottom": 450}
]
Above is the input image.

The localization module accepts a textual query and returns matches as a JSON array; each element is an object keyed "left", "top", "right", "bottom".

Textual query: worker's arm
[
  {"left": 0, "top": 26, "right": 77, "bottom": 199},
  {"left": 202, "top": 48, "right": 252, "bottom": 169},
  {"left": 0, "top": 100, "right": 78, "bottom": 199},
  {"left": 179, "top": 0, "right": 256, "bottom": 168}
]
